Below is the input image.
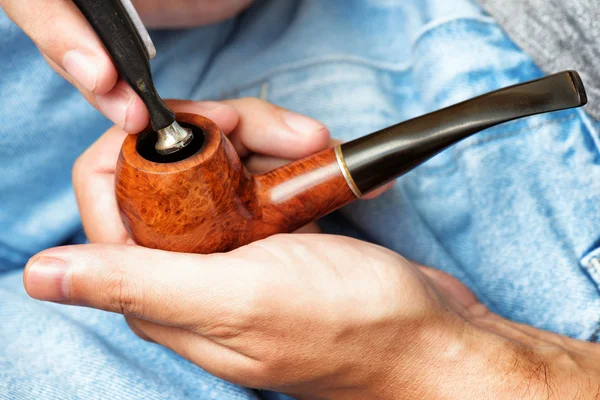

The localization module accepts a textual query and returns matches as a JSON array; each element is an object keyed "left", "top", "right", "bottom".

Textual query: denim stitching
[
  {"left": 224, "top": 16, "right": 502, "bottom": 99},
  {"left": 576, "top": 108, "right": 600, "bottom": 154},
  {"left": 411, "top": 15, "right": 498, "bottom": 52},
  {"left": 584, "top": 258, "right": 600, "bottom": 284},
  {"left": 589, "top": 323, "right": 600, "bottom": 343},
  {"left": 231, "top": 16, "right": 502, "bottom": 97},
  {"left": 259, "top": 82, "right": 269, "bottom": 101},
  {"left": 222, "top": 55, "right": 413, "bottom": 99},
  {"left": 584, "top": 257, "right": 600, "bottom": 342}
]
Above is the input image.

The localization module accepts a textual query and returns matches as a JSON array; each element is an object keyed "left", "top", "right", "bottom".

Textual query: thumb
[{"left": 23, "top": 244, "right": 262, "bottom": 327}]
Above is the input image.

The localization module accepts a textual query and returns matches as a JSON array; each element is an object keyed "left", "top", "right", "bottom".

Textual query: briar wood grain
[{"left": 116, "top": 113, "right": 357, "bottom": 254}]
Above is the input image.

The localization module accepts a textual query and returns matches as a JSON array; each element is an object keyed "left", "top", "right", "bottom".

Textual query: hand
[
  {"left": 24, "top": 234, "right": 600, "bottom": 398},
  {"left": 0, "top": 0, "right": 252, "bottom": 132}
]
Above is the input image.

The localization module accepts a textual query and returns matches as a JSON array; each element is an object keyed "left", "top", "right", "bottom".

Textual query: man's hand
[
  {"left": 0, "top": 0, "right": 253, "bottom": 132},
  {"left": 24, "top": 238, "right": 600, "bottom": 398},
  {"left": 22, "top": 98, "right": 600, "bottom": 399}
]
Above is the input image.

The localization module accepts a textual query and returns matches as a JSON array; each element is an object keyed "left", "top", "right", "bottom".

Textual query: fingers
[
  {"left": 73, "top": 101, "right": 239, "bottom": 243},
  {"left": 42, "top": 52, "right": 151, "bottom": 133},
  {"left": 164, "top": 100, "right": 240, "bottom": 136},
  {"left": 0, "top": 0, "right": 157, "bottom": 132},
  {"left": 23, "top": 243, "right": 262, "bottom": 328},
  {"left": 223, "top": 98, "right": 331, "bottom": 159},
  {"left": 95, "top": 81, "right": 151, "bottom": 133},
  {"left": 73, "top": 125, "right": 131, "bottom": 244},
  {"left": 1, "top": 0, "right": 116, "bottom": 94},
  {"left": 126, "top": 317, "right": 259, "bottom": 386},
  {"left": 23, "top": 238, "right": 297, "bottom": 385}
]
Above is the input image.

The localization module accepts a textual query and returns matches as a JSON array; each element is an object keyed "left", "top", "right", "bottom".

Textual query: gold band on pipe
[{"left": 334, "top": 145, "right": 362, "bottom": 198}]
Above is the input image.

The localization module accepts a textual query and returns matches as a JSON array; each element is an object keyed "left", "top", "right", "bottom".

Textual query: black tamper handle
[{"left": 72, "top": 0, "right": 174, "bottom": 132}]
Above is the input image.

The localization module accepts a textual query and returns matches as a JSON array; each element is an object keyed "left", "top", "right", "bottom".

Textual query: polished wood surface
[{"left": 116, "top": 113, "right": 356, "bottom": 254}]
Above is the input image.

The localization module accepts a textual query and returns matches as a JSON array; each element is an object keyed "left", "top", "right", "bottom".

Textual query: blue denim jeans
[{"left": 2, "top": 0, "right": 600, "bottom": 398}]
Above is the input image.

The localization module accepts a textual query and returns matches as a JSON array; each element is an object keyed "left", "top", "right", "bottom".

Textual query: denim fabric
[{"left": 2, "top": 0, "right": 600, "bottom": 398}]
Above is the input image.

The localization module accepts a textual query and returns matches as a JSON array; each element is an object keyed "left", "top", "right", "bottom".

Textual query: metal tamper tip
[{"left": 155, "top": 121, "right": 194, "bottom": 155}]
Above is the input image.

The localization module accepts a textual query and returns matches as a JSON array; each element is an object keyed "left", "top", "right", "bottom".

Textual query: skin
[
  {"left": 23, "top": 99, "right": 600, "bottom": 399},
  {"left": 0, "top": 0, "right": 253, "bottom": 132}
]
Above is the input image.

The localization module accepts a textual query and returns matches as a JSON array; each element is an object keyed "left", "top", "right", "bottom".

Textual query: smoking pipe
[{"left": 116, "top": 71, "right": 587, "bottom": 254}]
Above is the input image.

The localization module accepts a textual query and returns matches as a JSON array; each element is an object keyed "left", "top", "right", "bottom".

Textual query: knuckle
[
  {"left": 200, "top": 317, "right": 246, "bottom": 340},
  {"left": 200, "top": 300, "right": 260, "bottom": 339},
  {"left": 198, "top": 288, "right": 266, "bottom": 339},
  {"left": 100, "top": 266, "right": 140, "bottom": 316}
]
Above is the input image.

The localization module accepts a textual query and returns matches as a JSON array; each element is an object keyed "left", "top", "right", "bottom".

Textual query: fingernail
[
  {"left": 282, "top": 112, "right": 325, "bottom": 136},
  {"left": 62, "top": 50, "right": 100, "bottom": 93},
  {"left": 25, "top": 257, "right": 70, "bottom": 302},
  {"left": 96, "top": 87, "right": 134, "bottom": 130}
]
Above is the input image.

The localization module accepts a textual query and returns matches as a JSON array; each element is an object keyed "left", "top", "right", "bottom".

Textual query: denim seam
[
  {"left": 191, "top": 18, "right": 241, "bottom": 95},
  {"left": 222, "top": 54, "right": 413, "bottom": 98},
  {"left": 576, "top": 108, "right": 600, "bottom": 154},
  {"left": 580, "top": 253, "right": 600, "bottom": 318},
  {"left": 589, "top": 323, "right": 600, "bottom": 342},
  {"left": 416, "top": 114, "right": 578, "bottom": 175},
  {"left": 224, "top": 16, "right": 501, "bottom": 99},
  {"left": 259, "top": 82, "right": 269, "bottom": 101},
  {"left": 411, "top": 15, "right": 498, "bottom": 52},
  {"left": 587, "top": 257, "right": 600, "bottom": 342}
]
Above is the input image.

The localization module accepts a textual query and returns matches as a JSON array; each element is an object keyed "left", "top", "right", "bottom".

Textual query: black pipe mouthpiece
[{"left": 341, "top": 70, "right": 587, "bottom": 195}]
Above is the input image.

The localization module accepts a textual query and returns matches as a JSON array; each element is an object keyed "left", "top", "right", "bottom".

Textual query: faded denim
[{"left": 2, "top": 0, "right": 600, "bottom": 398}]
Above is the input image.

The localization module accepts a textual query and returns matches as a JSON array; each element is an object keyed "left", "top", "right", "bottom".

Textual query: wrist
[
  {"left": 461, "top": 311, "right": 600, "bottom": 399},
  {"left": 367, "top": 312, "right": 600, "bottom": 400}
]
